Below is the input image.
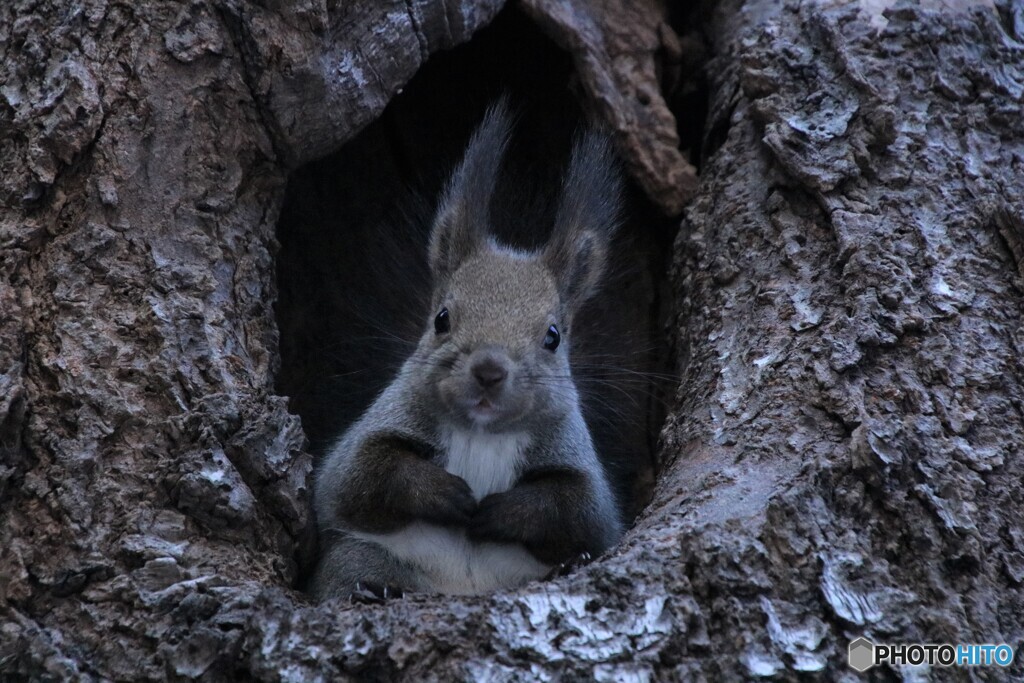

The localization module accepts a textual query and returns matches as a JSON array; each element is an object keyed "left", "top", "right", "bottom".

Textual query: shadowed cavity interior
[{"left": 273, "top": 6, "right": 699, "bottom": 573}]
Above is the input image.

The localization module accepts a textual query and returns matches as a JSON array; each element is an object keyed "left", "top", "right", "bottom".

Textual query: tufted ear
[
  {"left": 543, "top": 131, "right": 622, "bottom": 316},
  {"left": 428, "top": 98, "right": 512, "bottom": 285}
]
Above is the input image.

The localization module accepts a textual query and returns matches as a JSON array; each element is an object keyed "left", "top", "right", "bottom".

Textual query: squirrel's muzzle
[{"left": 470, "top": 353, "right": 509, "bottom": 391}]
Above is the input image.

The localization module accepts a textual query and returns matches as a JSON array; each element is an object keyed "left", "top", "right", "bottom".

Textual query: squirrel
[{"left": 310, "top": 101, "right": 625, "bottom": 599}]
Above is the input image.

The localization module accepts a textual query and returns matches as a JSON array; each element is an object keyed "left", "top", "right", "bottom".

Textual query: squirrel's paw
[
  {"left": 466, "top": 492, "right": 521, "bottom": 543},
  {"left": 543, "top": 552, "right": 593, "bottom": 580},
  {"left": 350, "top": 581, "right": 405, "bottom": 604},
  {"left": 415, "top": 471, "right": 477, "bottom": 526}
]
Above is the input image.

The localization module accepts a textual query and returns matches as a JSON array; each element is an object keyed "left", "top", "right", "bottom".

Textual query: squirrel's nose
[{"left": 471, "top": 357, "right": 508, "bottom": 389}]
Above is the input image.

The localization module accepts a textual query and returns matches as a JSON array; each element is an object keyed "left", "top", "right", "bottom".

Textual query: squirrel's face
[
  {"left": 419, "top": 250, "right": 574, "bottom": 431},
  {"left": 415, "top": 100, "right": 621, "bottom": 432}
]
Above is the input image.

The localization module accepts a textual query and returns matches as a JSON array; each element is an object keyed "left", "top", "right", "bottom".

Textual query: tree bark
[{"left": 2, "top": 0, "right": 1023, "bottom": 681}]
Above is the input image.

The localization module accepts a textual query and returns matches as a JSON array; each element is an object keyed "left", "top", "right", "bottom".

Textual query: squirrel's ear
[
  {"left": 543, "top": 131, "right": 622, "bottom": 314},
  {"left": 429, "top": 98, "right": 513, "bottom": 283}
]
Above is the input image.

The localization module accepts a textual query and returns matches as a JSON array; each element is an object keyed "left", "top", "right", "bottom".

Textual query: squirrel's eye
[
  {"left": 434, "top": 308, "right": 450, "bottom": 335},
  {"left": 543, "top": 324, "right": 560, "bottom": 352}
]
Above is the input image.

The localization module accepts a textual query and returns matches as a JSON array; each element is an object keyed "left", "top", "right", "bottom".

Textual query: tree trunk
[{"left": 2, "top": 0, "right": 1023, "bottom": 680}]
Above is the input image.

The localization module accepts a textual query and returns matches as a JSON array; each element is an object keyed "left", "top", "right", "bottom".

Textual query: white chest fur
[
  {"left": 442, "top": 428, "right": 530, "bottom": 500},
  {"left": 351, "top": 427, "right": 550, "bottom": 594}
]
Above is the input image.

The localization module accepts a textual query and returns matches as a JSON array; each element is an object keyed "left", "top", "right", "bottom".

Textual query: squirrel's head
[{"left": 414, "top": 100, "right": 622, "bottom": 433}]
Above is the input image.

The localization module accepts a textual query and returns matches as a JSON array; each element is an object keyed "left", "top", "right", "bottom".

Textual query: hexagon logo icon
[{"left": 848, "top": 637, "right": 875, "bottom": 672}]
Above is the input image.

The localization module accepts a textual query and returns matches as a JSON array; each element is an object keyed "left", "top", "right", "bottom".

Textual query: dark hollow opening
[{"left": 274, "top": 5, "right": 707, "bottom": 582}]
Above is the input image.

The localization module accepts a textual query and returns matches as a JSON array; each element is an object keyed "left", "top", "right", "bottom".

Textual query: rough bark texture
[
  {"left": 2, "top": 0, "right": 1024, "bottom": 681},
  {"left": 663, "top": 0, "right": 1024, "bottom": 678},
  {"left": 520, "top": 0, "right": 700, "bottom": 215}
]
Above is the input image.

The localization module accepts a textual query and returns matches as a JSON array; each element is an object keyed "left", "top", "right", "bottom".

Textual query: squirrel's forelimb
[
  {"left": 468, "top": 467, "right": 616, "bottom": 565},
  {"left": 332, "top": 433, "right": 477, "bottom": 534}
]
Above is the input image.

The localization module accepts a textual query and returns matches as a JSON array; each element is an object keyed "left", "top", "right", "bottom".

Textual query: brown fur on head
[{"left": 416, "top": 101, "right": 623, "bottom": 433}]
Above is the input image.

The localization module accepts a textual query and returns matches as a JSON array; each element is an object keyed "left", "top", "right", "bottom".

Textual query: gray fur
[
  {"left": 544, "top": 131, "right": 622, "bottom": 318},
  {"left": 311, "top": 106, "right": 624, "bottom": 600}
]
